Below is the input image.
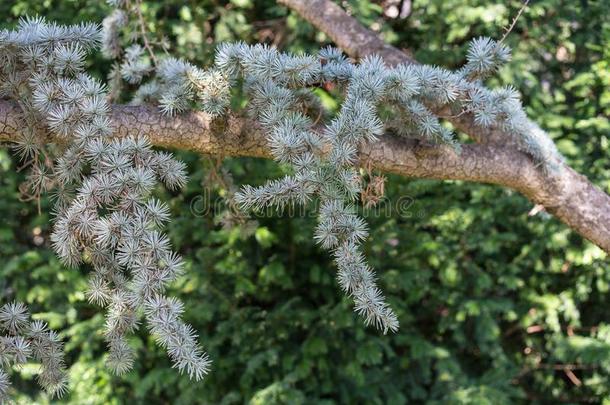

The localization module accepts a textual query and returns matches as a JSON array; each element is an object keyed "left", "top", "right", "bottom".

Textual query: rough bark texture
[
  {"left": 277, "top": 0, "right": 413, "bottom": 66},
  {"left": 2, "top": 99, "right": 610, "bottom": 252}
]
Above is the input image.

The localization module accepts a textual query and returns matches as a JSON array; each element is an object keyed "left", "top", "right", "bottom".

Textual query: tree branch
[
  {"left": 277, "top": 0, "right": 411, "bottom": 66},
  {"left": 276, "top": 0, "right": 610, "bottom": 252},
  {"left": 277, "top": 0, "right": 517, "bottom": 146},
  {"left": 2, "top": 99, "right": 610, "bottom": 252}
]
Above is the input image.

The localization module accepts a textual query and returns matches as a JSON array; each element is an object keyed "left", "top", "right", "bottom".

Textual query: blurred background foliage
[{"left": 1, "top": 0, "right": 609, "bottom": 403}]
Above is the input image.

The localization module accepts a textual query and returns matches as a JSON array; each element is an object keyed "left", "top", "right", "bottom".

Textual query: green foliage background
[{"left": 0, "top": 0, "right": 609, "bottom": 403}]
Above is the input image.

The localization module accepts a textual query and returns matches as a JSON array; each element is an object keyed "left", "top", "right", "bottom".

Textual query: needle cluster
[{"left": 0, "top": 17, "right": 211, "bottom": 397}]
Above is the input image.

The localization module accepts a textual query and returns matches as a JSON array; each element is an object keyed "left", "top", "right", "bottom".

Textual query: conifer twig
[
  {"left": 499, "top": 0, "right": 531, "bottom": 44},
  {"left": 134, "top": 0, "right": 158, "bottom": 66}
]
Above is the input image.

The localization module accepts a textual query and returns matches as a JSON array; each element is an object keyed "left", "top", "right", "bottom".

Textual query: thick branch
[
  {"left": 277, "top": 0, "right": 411, "bottom": 66},
  {"left": 2, "top": 99, "right": 610, "bottom": 252}
]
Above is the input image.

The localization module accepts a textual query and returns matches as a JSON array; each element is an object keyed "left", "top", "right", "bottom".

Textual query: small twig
[
  {"left": 528, "top": 203, "right": 545, "bottom": 216},
  {"left": 360, "top": 160, "right": 386, "bottom": 208},
  {"left": 312, "top": 107, "right": 324, "bottom": 126},
  {"left": 499, "top": 0, "right": 530, "bottom": 44},
  {"left": 564, "top": 368, "right": 582, "bottom": 386},
  {"left": 438, "top": 108, "right": 468, "bottom": 120},
  {"left": 204, "top": 156, "right": 250, "bottom": 224},
  {"left": 133, "top": 0, "right": 158, "bottom": 66},
  {"left": 526, "top": 324, "right": 545, "bottom": 334}
]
